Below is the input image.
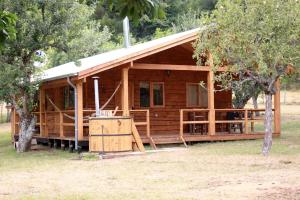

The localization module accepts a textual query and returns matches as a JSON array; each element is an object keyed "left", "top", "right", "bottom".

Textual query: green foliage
[
  {"left": 0, "top": 10, "right": 17, "bottom": 49},
  {"left": 92, "top": 0, "right": 217, "bottom": 41},
  {"left": 46, "top": 24, "right": 115, "bottom": 68},
  {"left": 0, "top": 0, "right": 110, "bottom": 114},
  {"left": 195, "top": 0, "right": 300, "bottom": 94},
  {"left": 152, "top": 27, "right": 173, "bottom": 39},
  {"left": 171, "top": 10, "right": 202, "bottom": 33}
]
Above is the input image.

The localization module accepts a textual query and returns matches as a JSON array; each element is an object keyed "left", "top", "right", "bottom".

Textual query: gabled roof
[{"left": 42, "top": 27, "right": 202, "bottom": 82}]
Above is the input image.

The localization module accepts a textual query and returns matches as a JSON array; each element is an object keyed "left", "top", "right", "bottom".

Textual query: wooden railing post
[
  {"left": 250, "top": 111, "right": 254, "bottom": 133},
  {"left": 76, "top": 80, "right": 84, "bottom": 141},
  {"left": 207, "top": 70, "right": 215, "bottom": 135},
  {"left": 45, "top": 112, "right": 48, "bottom": 137},
  {"left": 39, "top": 87, "right": 45, "bottom": 136},
  {"left": 122, "top": 67, "right": 130, "bottom": 116},
  {"left": 244, "top": 109, "right": 248, "bottom": 134},
  {"left": 146, "top": 110, "right": 150, "bottom": 137},
  {"left": 274, "top": 80, "right": 281, "bottom": 135},
  {"left": 180, "top": 109, "right": 183, "bottom": 137},
  {"left": 59, "top": 112, "right": 64, "bottom": 137}
]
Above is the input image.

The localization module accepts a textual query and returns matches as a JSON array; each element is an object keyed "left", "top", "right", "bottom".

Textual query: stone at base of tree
[
  {"left": 31, "top": 138, "right": 38, "bottom": 150},
  {"left": 14, "top": 138, "right": 38, "bottom": 151}
]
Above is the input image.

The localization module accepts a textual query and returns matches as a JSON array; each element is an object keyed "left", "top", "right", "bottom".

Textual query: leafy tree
[
  {"left": 195, "top": 0, "right": 300, "bottom": 155},
  {"left": 0, "top": 0, "right": 111, "bottom": 152},
  {"left": 46, "top": 23, "right": 115, "bottom": 68},
  {"left": 0, "top": 10, "right": 17, "bottom": 49}
]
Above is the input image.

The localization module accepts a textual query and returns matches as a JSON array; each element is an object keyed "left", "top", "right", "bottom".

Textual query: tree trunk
[
  {"left": 252, "top": 95, "right": 260, "bottom": 116},
  {"left": 17, "top": 115, "right": 36, "bottom": 152},
  {"left": 262, "top": 93, "right": 273, "bottom": 156}
]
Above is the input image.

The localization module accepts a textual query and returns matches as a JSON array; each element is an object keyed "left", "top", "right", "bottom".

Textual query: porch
[{"left": 11, "top": 107, "right": 280, "bottom": 149}]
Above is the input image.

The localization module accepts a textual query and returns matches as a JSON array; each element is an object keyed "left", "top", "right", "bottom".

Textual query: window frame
[
  {"left": 150, "top": 82, "right": 165, "bottom": 108},
  {"left": 186, "top": 82, "right": 208, "bottom": 108},
  {"left": 139, "top": 81, "right": 165, "bottom": 108},
  {"left": 139, "top": 81, "right": 151, "bottom": 108}
]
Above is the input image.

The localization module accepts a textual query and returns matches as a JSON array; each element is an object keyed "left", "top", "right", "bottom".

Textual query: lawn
[{"left": 0, "top": 119, "right": 300, "bottom": 199}]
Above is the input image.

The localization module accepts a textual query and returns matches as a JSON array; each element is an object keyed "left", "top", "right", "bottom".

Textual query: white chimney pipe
[
  {"left": 123, "top": 16, "right": 131, "bottom": 48},
  {"left": 92, "top": 76, "right": 100, "bottom": 117}
]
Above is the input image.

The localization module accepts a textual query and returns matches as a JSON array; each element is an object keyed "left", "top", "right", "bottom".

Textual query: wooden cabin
[{"left": 11, "top": 28, "right": 281, "bottom": 151}]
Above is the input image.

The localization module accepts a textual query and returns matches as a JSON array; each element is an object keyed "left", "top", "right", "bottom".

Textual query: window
[
  {"left": 186, "top": 83, "right": 208, "bottom": 107},
  {"left": 139, "top": 82, "right": 165, "bottom": 108},
  {"left": 64, "top": 86, "right": 74, "bottom": 109},
  {"left": 151, "top": 82, "right": 164, "bottom": 107},
  {"left": 139, "top": 82, "right": 150, "bottom": 107}
]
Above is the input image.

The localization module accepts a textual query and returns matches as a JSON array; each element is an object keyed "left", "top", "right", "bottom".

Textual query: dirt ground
[{"left": 0, "top": 105, "right": 299, "bottom": 199}]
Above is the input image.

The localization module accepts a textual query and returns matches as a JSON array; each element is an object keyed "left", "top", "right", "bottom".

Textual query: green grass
[
  {"left": 0, "top": 130, "right": 77, "bottom": 172},
  {"left": 190, "top": 121, "right": 300, "bottom": 156},
  {"left": 0, "top": 121, "right": 299, "bottom": 171},
  {"left": 0, "top": 113, "right": 9, "bottom": 123},
  {"left": 0, "top": 121, "right": 299, "bottom": 200}
]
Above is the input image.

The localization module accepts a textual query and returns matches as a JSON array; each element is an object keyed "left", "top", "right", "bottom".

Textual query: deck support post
[
  {"left": 76, "top": 80, "right": 84, "bottom": 141},
  {"left": 274, "top": 80, "right": 281, "bottom": 135},
  {"left": 39, "top": 87, "right": 45, "bottom": 136},
  {"left": 207, "top": 53, "right": 215, "bottom": 135},
  {"left": 122, "top": 67, "right": 130, "bottom": 116}
]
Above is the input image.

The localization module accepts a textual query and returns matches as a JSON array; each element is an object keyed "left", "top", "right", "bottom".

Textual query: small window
[
  {"left": 186, "top": 83, "right": 208, "bottom": 107},
  {"left": 64, "top": 86, "right": 74, "bottom": 109},
  {"left": 152, "top": 82, "right": 164, "bottom": 107},
  {"left": 140, "top": 82, "right": 150, "bottom": 107}
]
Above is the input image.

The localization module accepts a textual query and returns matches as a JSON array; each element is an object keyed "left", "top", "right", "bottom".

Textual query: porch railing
[
  {"left": 30, "top": 109, "right": 150, "bottom": 139},
  {"left": 179, "top": 108, "right": 275, "bottom": 136}
]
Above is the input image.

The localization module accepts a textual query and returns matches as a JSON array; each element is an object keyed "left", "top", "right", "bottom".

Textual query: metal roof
[{"left": 42, "top": 28, "right": 201, "bottom": 82}]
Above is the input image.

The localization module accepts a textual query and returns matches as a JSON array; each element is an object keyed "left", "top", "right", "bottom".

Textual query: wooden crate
[{"left": 89, "top": 117, "right": 133, "bottom": 153}]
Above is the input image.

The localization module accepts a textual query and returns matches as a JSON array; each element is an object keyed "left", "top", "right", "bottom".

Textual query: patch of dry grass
[{"left": 0, "top": 105, "right": 299, "bottom": 200}]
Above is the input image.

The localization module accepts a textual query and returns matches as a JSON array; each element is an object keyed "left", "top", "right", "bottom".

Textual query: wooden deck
[
  {"left": 141, "top": 133, "right": 280, "bottom": 145},
  {"left": 28, "top": 132, "right": 280, "bottom": 148}
]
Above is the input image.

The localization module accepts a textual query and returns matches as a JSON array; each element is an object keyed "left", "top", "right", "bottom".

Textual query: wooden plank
[
  {"left": 215, "top": 120, "right": 245, "bottom": 123},
  {"left": 132, "top": 63, "right": 211, "bottom": 71},
  {"left": 76, "top": 80, "right": 84, "bottom": 141},
  {"left": 89, "top": 118, "right": 133, "bottom": 152},
  {"left": 59, "top": 112, "right": 64, "bottom": 137},
  {"left": 78, "top": 33, "right": 199, "bottom": 79},
  {"left": 245, "top": 110, "right": 248, "bottom": 134},
  {"left": 148, "top": 136, "right": 157, "bottom": 150},
  {"left": 207, "top": 56, "right": 215, "bottom": 135},
  {"left": 180, "top": 136, "right": 188, "bottom": 148},
  {"left": 134, "top": 122, "right": 148, "bottom": 126},
  {"left": 39, "top": 88, "right": 45, "bottom": 136},
  {"left": 44, "top": 112, "right": 48, "bottom": 137},
  {"left": 131, "top": 121, "right": 145, "bottom": 152},
  {"left": 274, "top": 80, "right": 281, "bottom": 135},
  {"left": 182, "top": 121, "right": 209, "bottom": 124},
  {"left": 122, "top": 67, "right": 129, "bottom": 116},
  {"left": 146, "top": 110, "right": 150, "bottom": 137},
  {"left": 179, "top": 109, "right": 183, "bottom": 137}
]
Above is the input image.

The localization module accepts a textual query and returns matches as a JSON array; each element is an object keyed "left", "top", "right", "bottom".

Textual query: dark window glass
[
  {"left": 140, "top": 82, "right": 150, "bottom": 107},
  {"left": 64, "top": 86, "right": 74, "bottom": 109},
  {"left": 153, "top": 83, "right": 164, "bottom": 106}
]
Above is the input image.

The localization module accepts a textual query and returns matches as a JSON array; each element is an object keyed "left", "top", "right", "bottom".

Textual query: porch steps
[{"left": 151, "top": 136, "right": 183, "bottom": 145}]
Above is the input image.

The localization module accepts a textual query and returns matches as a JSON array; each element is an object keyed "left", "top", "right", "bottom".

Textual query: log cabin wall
[
  {"left": 36, "top": 43, "right": 232, "bottom": 138},
  {"left": 129, "top": 69, "right": 232, "bottom": 135}
]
